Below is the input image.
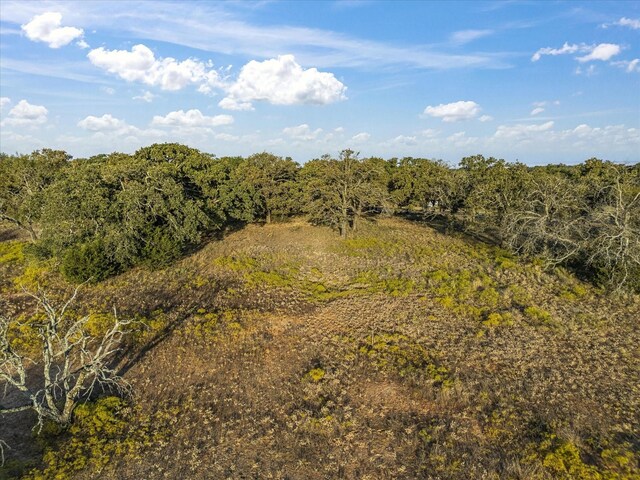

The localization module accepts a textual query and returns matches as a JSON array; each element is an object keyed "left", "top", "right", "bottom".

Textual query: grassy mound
[{"left": 1, "top": 218, "right": 638, "bottom": 479}]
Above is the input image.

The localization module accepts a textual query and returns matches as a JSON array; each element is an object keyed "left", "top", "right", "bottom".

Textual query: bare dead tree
[
  {"left": 0, "top": 286, "right": 133, "bottom": 432},
  {"left": 0, "top": 439, "right": 8, "bottom": 466},
  {"left": 503, "top": 174, "right": 586, "bottom": 267},
  {"left": 585, "top": 169, "right": 640, "bottom": 292}
]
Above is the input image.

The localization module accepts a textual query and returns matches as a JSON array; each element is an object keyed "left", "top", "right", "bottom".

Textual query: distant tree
[
  {"left": 351, "top": 156, "right": 392, "bottom": 231},
  {"left": 182, "top": 154, "right": 242, "bottom": 226},
  {"left": 390, "top": 157, "right": 453, "bottom": 213},
  {"left": 302, "top": 150, "right": 391, "bottom": 237},
  {"left": 38, "top": 157, "right": 114, "bottom": 256},
  {"left": 0, "top": 149, "right": 70, "bottom": 241},
  {"left": 226, "top": 153, "right": 301, "bottom": 224},
  {"left": 37, "top": 144, "right": 214, "bottom": 279},
  {"left": 0, "top": 287, "right": 132, "bottom": 428},
  {"left": 458, "top": 155, "right": 530, "bottom": 234}
]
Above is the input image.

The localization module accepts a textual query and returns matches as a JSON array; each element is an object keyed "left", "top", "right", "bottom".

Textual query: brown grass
[{"left": 1, "top": 217, "right": 638, "bottom": 479}]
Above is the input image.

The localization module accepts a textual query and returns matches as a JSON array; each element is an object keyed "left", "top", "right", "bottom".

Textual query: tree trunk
[{"left": 340, "top": 219, "right": 348, "bottom": 238}]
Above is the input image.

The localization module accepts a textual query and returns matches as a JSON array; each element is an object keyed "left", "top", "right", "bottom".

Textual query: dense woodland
[{"left": 1, "top": 144, "right": 638, "bottom": 292}]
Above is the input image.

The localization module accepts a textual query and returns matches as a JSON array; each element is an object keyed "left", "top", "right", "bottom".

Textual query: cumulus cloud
[
  {"left": 78, "top": 114, "right": 128, "bottom": 131},
  {"left": 493, "top": 121, "right": 555, "bottom": 140},
  {"left": 214, "top": 133, "right": 240, "bottom": 142},
  {"left": 479, "top": 115, "right": 493, "bottom": 122},
  {"left": 446, "top": 131, "right": 478, "bottom": 148},
  {"left": 70, "top": 115, "right": 165, "bottom": 149},
  {"left": 151, "top": 109, "right": 233, "bottom": 128},
  {"left": 530, "top": 107, "right": 544, "bottom": 116},
  {"left": 2, "top": 100, "right": 48, "bottom": 127},
  {"left": 423, "top": 100, "right": 481, "bottom": 122},
  {"left": 351, "top": 132, "right": 371, "bottom": 143},
  {"left": 21, "top": 12, "right": 83, "bottom": 48},
  {"left": 385, "top": 135, "right": 418, "bottom": 146},
  {"left": 282, "top": 124, "right": 323, "bottom": 141},
  {"left": 0, "top": 97, "right": 10, "bottom": 111},
  {"left": 577, "top": 43, "right": 621, "bottom": 62},
  {"left": 88, "top": 44, "right": 223, "bottom": 92},
  {"left": 220, "top": 55, "right": 347, "bottom": 110},
  {"left": 217, "top": 97, "right": 254, "bottom": 111}
]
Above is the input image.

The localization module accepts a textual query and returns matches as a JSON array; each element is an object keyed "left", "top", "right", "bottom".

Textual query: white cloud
[
  {"left": 101, "top": 86, "right": 115, "bottom": 95},
  {"left": 351, "top": 132, "right": 370, "bottom": 143},
  {"left": 66, "top": 116, "right": 166, "bottom": 150},
  {"left": 221, "top": 55, "right": 347, "bottom": 109},
  {"left": 218, "top": 97, "right": 254, "bottom": 111},
  {"left": 575, "top": 64, "right": 597, "bottom": 76},
  {"left": 420, "top": 129, "right": 439, "bottom": 137},
  {"left": 530, "top": 107, "right": 545, "bottom": 116},
  {"left": 214, "top": 133, "right": 240, "bottom": 142},
  {"left": 532, "top": 42, "right": 621, "bottom": 63},
  {"left": 479, "top": 115, "right": 493, "bottom": 122},
  {"left": 493, "top": 121, "right": 555, "bottom": 140},
  {"left": 532, "top": 42, "right": 582, "bottom": 62},
  {"left": 77, "top": 39, "right": 90, "bottom": 49},
  {"left": 450, "top": 29, "right": 493, "bottom": 45},
  {"left": 423, "top": 100, "right": 481, "bottom": 122},
  {"left": 87, "top": 44, "right": 223, "bottom": 92},
  {"left": 1, "top": 100, "right": 48, "bottom": 127},
  {"left": 21, "top": 12, "right": 83, "bottom": 48},
  {"left": 0, "top": 97, "right": 10, "bottom": 111},
  {"left": 577, "top": 43, "right": 621, "bottom": 62},
  {"left": 151, "top": 109, "right": 234, "bottom": 128},
  {"left": 611, "top": 59, "right": 640, "bottom": 73},
  {"left": 78, "top": 114, "right": 127, "bottom": 131},
  {"left": 446, "top": 131, "right": 478, "bottom": 148},
  {"left": 133, "top": 91, "right": 156, "bottom": 102},
  {"left": 282, "top": 124, "right": 323, "bottom": 141},
  {"left": 386, "top": 135, "right": 418, "bottom": 146},
  {"left": 604, "top": 17, "right": 640, "bottom": 29}
]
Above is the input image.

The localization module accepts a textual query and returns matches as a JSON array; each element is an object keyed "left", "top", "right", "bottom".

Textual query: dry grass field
[{"left": 1, "top": 217, "right": 638, "bottom": 479}]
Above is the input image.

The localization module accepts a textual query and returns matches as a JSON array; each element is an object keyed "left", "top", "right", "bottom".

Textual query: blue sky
[{"left": 0, "top": 0, "right": 638, "bottom": 165}]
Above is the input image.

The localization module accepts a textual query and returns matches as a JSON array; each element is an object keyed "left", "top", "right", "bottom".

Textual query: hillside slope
[{"left": 1, "top": 218, "right": 639, "bottom": 479}]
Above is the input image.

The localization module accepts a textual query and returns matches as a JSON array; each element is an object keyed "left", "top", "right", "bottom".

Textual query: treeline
[{"left": 1, "top": 144, "right": 638, "bottom": 291}]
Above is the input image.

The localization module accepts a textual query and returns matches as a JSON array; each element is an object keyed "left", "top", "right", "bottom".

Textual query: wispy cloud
[
  {"left": 449, "top": 29, "right": 494, "bottom": 45},
  {"left": 602, "top": 17, "right": 640, "bottom": 30},
  {"left": 532, "top": 42, "right": 621, "bottom": 63},
  {"left": 0, "top": 1, "right": 509, "bottom": 71}
]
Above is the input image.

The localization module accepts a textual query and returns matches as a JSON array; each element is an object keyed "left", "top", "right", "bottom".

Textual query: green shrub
[
  {"left": 524, "top": 305, "right": 553, "bottom": 325},
  {"left": 482, "top": 312, "right": 514, "bottom": 328},
  {"left": 140, "top": 227, "right": 183, "bottom": 268},
  {"left": 0, "top": 241, "right": 25, "bottom": 264},
  {"left": 61, "top": 239, "right": 120, "bottom": 283},
  {"left": 25, "top": 397, "right": 127, "bottom": 480}
]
